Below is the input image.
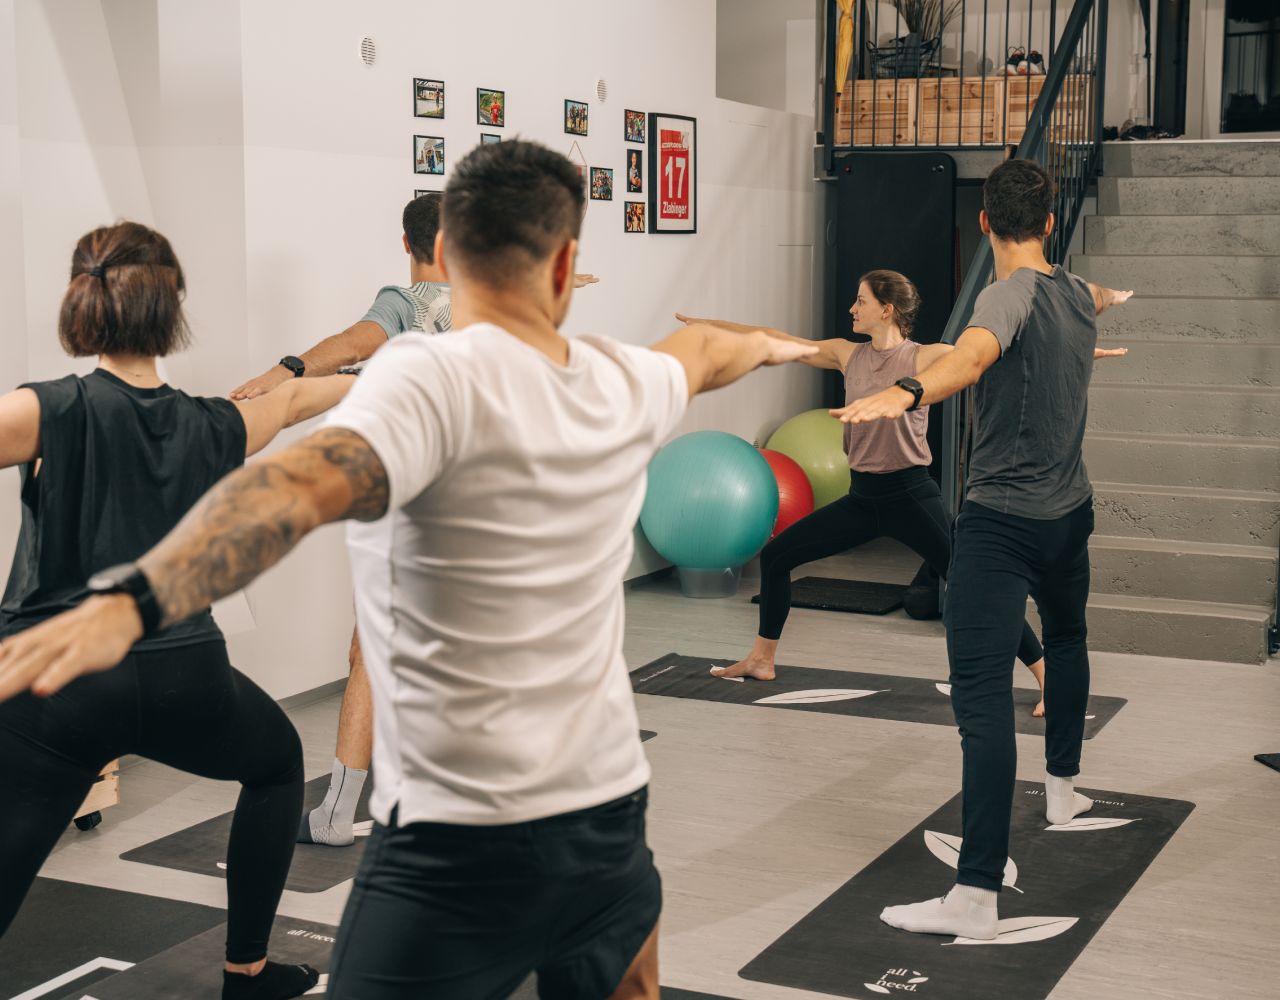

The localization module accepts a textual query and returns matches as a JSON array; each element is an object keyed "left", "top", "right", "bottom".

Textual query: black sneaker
[
  {"left": 1004, "top": 46, "right": 1026, "bottom": 76},
  {"left": 1027, "top": 50, "right": 1045, "bottom": 74}
]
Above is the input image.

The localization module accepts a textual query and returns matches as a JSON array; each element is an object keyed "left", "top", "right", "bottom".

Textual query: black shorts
[{"left": 328, "top": 786, "right": 661, "bottom": 1000}]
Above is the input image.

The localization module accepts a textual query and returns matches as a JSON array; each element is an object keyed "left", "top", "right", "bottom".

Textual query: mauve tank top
[{"left": 842, "top": 339, "right": 932, "bottom": 473}]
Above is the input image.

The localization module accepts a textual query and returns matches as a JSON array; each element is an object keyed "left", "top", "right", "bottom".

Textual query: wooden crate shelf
[
  {"left": 834, "top": 74, "right": 1093, "bottom": 147},
  {"left": 918, "top": 77, "right": 1005, "bottom": 146}
]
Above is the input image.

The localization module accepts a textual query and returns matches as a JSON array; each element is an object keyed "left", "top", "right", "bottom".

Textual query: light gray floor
[{"left": 27, "top": 540, "right": 1280, "bottom": 1000}]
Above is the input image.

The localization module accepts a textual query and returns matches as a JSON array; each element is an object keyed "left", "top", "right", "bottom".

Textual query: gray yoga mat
[
  {"left": 632, "top": 654, "right": 1126, "bottom": 739},
  {"left": 67, "top": 915, "right": 337, "bottom": 1000},
  {"left": 739, "top": 781, "right": 1195, "bottom": 1000},
  {"left": 0, "top": 878, "right": 225, "bottom": 1000},
  {"left": 121, "top": 774, "right": 373, "bottom": 893},
  {"left": 752, "top": 576, "right": 908, "bottom": 615}
]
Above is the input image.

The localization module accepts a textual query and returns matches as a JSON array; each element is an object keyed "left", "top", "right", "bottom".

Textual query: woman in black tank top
[{"left": 0, "top": 223, "right": 353, "bottom": 1000}]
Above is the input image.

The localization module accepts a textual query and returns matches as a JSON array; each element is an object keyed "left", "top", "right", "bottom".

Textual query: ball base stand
[{"left": 677, "top": 566, "right": 742, "bottom": 599}]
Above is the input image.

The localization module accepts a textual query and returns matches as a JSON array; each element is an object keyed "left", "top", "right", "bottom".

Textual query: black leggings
[
  {"left": 0, "top": 640, "right": 304, "bottom": 964},
  {"left": 757, "top": 467, "right": 1044, "bottom": 667}
]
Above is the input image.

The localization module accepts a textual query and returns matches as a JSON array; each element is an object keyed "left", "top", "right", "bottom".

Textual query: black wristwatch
[
  {"left": 87, "top": 563, "right": 162, "bottom": 638},
  {"left": 279, "top": 355, "right": 305, "bottom": 378},
  {"left": 894, "top": 376, "right": 925, "bottom": 412}
]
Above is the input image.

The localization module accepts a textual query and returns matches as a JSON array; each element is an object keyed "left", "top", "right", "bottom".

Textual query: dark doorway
[{"left": 1154, "top": 0, "right": 1191, "bottom": 135}]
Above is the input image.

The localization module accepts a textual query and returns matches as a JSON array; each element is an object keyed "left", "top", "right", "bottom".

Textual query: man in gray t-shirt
[{"left": 835, "top": 158, "right": 1131, "bottom": 941}]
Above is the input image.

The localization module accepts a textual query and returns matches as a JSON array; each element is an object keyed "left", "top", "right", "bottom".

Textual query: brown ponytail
[
  {"left": 858, "top": 269, "right": 922, "bottom": 339},
  {"left": 59, "top": 221, "right": 190, "bottom": 358}
]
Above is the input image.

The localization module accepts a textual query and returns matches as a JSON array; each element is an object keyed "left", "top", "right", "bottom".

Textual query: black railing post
[
  {"left": 1095, "top": 0, "right": 1109, "bottom": 171},
  {"left": 823, "top": 0, "right": 838, "bottom": 174}
]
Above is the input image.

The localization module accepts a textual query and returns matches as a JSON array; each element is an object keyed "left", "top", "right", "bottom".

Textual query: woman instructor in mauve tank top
[{"left": 678, "top": 270, "right": 1049, "bottom": 711}]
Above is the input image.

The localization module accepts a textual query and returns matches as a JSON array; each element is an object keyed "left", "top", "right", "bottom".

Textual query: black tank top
[{"left": 0, "top": 369, "right": 246, "bottom": 650}]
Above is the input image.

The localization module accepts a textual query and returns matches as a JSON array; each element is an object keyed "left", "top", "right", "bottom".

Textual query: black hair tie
[{"left": 89, "top": 265, "right": 107, "bottom": 281}]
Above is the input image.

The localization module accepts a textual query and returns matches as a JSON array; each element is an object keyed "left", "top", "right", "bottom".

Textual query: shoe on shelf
[
  {"left": 1004, "top": 46, "right": 1026, "bottom": 76},
  {"left": 1027, "top": 50, "right": 1045, "bottom": 74}
]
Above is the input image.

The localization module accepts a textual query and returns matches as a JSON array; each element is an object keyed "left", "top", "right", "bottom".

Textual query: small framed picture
[
  {"left": 414, "top": 78, "right": 445, "bottom": 119},
  {"left": 414, "top": 189, "right": 434, "bottom": 198},
  {"left": 589, "top": 167, "right": 613, "bottom": 201},
  {"left": 565, "top": 99, "right": 589, "bottom": 136},
  {"left": 624, "top": 201, "right": 646, "bottom": 233},
  {"left": 481, "top": 133, "right": 502, "bottom": 145},
  {"left": 414, "top": 135, "right": 445, "bottom": 175},
  {"left": 625, "top": 109, "right": 645, "bottom": 143},
  {"left": 477, "top": 88, "right": 505, "bottom": 127},
  {"left": 626, "top": 149, "right": 643, "bottom": 193},
  {"left": 648, "top": 113, "right": 697, "bottom": 234}
]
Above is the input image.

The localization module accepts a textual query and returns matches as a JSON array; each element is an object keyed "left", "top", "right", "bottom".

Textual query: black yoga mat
[
  {"left": 511, "top": 981, "right": 727, "bottom": 999},
  {"left": 641, "top": 730, "right": 657, "bottom": 742},
  {"left": 632, "top": 654, "right": 1126, "bottom": 739},
  {"left": 69, "top": 915, "right": 338, "bottom": 1000},
  {"left": 752, "top": 576, "right": 907, "bottom": 616},
  {"left": 739, "top": 781, "right": 1194, "bottom": 1000},
  {"left": 121, "top": 774, "right": 373, "bottom": 894},
  {"left": 1256, "top": 753, "right": 1280, "bottom": 773},
  {"left": 0, "top": 878, "right": 225, "bottom": 1000}
]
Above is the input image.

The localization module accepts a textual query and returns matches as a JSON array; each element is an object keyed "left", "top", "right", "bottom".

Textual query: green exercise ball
[
  {"left": 640, "top": 431, "right": 779, "bottom": 570},
  {"left": 765, "top": 409, "right": 849, "bottom": 509}
]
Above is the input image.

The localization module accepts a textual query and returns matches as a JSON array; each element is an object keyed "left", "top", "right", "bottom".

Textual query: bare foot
[
  {"left": 711, "top": 657, "right": 776, "bottom": 681},
  {"left": 1033, "top": 699, "right": 1045, "bottom": 718}
]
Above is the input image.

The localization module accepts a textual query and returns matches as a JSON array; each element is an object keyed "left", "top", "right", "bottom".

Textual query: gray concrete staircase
[{"left": 1067, "top": 141, "right": 1280, "bottom": 664}]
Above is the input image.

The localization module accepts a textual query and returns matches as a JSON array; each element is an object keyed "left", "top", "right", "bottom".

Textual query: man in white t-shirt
[{"left": 0, "top": 139, "right": 814, "bottom": 999}]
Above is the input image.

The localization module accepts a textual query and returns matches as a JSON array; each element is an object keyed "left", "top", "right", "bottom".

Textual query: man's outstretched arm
[{"left": 0, "top": 428, "right": 388, "bottom": 701}]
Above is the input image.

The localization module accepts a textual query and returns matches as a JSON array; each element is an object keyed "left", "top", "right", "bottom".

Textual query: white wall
[
  {"left": 0, "top": 0, "right": 26, "bottom": 572},
  {"left": 3, "top": 0, "right": 821, "bottom": 699}
]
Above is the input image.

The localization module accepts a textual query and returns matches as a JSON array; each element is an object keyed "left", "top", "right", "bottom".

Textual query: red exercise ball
[{"left": 759, "top": 449, "right": 815, "bottom": 539}]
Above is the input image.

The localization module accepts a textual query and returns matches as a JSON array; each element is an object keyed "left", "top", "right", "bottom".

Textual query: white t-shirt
[{"left": 326, "top": 323, "right": 688, "bottom": 826}]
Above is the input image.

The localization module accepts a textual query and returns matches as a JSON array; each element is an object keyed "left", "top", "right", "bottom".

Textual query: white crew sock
[
  {"left": 297, "top": 759, "right": 368, "bottom": 847},
  {"left": 880, "top": 884, "right": 998, "bottom": 940},
  {"left": 1046, "top": 772, "right": 1093, "bottom": 825}
]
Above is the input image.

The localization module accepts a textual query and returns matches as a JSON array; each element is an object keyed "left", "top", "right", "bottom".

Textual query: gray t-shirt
[
  {"left": 964, "top": 266, "right": 1097, "bottom": 520},
  {"left": 361, "top": 281, "right": 453, "bottom": 337}
]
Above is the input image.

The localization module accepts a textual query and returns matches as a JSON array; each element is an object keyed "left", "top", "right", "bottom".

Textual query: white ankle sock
[
  {"left": 298, "top": 759, "right": 368, "bottom": 846},
  {"left": 1046, "top": 772, "right": 1093, "bottom": 825},
  {"left": 880, "top": 884, "right": 998, "bottom": 939}
]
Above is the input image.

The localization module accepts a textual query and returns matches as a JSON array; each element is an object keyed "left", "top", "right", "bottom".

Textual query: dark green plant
[{"left": 889, "top": 0, "right": 965, "bottom": 38}]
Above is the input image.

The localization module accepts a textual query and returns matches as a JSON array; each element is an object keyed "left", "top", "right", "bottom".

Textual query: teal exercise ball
[
  {"left": 765, "top": 409, "right": 849, "bottom": 509},
  {"left": 641, "top": 431, "right": 779, "bottom": 570}
]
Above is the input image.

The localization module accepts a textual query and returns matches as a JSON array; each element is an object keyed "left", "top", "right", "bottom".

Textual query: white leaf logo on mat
[
  {"left": 924, "top": 831, "right": 1022, "bottom": 892},
  {"left": 754, "top": 688, "right": 885, "bottom": 705},
  {"left": 864, "top": 985, "right": 891, "bottom": 995},
  {"left": 908, "top": 976, "right": 929, "bottom": 983},
  {"left": 1046, "top": 817, "right": 1138, "bottom": 832},
  {"left": 936, "top": 683, "right": 951, "bottom": 696},
  {"left": 946, "top": 915, "right": 1078, "bottom": 946}
]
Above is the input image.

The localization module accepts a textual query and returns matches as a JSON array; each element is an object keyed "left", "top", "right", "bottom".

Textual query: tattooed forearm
[{"left": 138, "top": 428, "right": 389, "bottom": 628}]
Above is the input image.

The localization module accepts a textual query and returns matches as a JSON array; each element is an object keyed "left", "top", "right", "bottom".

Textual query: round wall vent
[
  {"left": 595, "top": 78, "right": 608, "bottom": 102},
  {"left": 359, "top": 37, "right": 376, "bottom": 66}
]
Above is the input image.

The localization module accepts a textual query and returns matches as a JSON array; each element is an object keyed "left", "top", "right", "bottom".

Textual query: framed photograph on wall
[
  {"left": 565, "top": 99, "right": 588, "bottom": 136},
  {"left": 414, "top": 78, "right": 445, "bottom": 118},
  {"left": 626, "top": 149, "right": 643, "bottom": 193},
  {"left": 414, "top": 135, "right": 445, "bottom": 175},
  {"left": 648, "top": 113, "right": 696, "bottom": 234},
  {"left": 589, "top": 167, "right": 613, "bottom": 201},
  {"left": 624, "top": 201, "right": 646, "bottom": 233},
  {"left": 624, "top": 109, "right": 645, "bottom": 143},
  {"left": 481, "top": 133, "right": 502, "bottom": 145},
  {"left": 477, "top": 88, "right": 505, "bottom": 127}
]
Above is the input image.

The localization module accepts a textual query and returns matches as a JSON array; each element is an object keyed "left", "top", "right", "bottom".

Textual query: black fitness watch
[
  {"left": 893, "top": 376, "right": 925, "bottom": 412},
  {"left": 87, "top": 562, "right": 163, "bottom": 638},
  {"left": 279, "top": 355, "right": 306, "bottom": 378}
]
